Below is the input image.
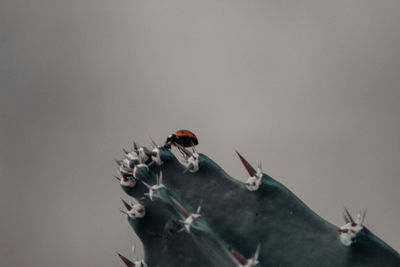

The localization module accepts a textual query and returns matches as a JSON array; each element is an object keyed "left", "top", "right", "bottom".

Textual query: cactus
[{"left": 115, "top": 137, "right": 400, "bottom": 267}]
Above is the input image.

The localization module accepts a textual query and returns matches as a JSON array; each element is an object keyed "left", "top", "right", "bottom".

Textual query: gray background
[{"left": 1, "top": 0, "right": 400, "bottom": 266}]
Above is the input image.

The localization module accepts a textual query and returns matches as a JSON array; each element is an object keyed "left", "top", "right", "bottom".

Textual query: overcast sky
[{"left": 1, "top": 0, "right": 400, "bottom": 266}]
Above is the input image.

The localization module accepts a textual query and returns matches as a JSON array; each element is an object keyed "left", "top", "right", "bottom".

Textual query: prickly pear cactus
[{"left": 115, "top": 137, "right": 400, "bottom": 267}]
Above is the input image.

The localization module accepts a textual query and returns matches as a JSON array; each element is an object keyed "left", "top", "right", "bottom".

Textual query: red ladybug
[{"left": 164, "top": 129, "right": 199, "bottom": 149}]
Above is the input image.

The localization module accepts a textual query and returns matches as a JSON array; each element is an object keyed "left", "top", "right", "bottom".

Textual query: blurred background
[{"left": 1, "top": 0, "right": 400, "bottom": 266}]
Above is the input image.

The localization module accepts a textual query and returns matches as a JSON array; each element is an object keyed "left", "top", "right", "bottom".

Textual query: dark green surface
[{"left": 119, "top": 148, "right": 400, "bottom": 267}]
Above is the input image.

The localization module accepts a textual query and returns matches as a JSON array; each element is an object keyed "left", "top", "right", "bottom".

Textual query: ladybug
[{"left": 164, "top": 129, "right": 199, "bottom": 149}]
